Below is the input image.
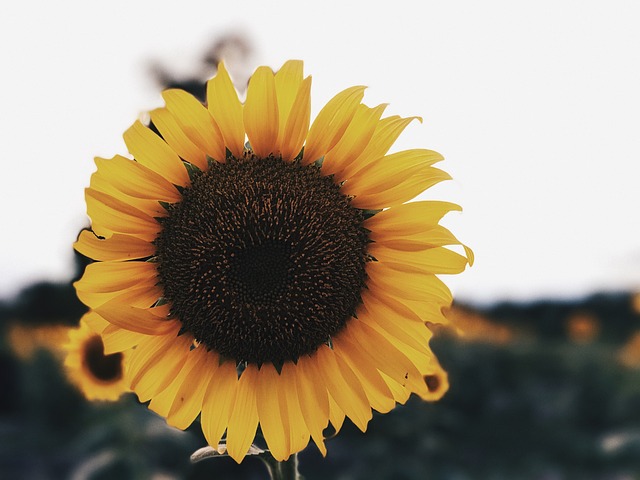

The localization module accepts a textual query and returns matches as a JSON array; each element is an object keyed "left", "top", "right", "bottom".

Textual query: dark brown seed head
[
  {"left": 83, "top": 335, "right": 124, "bottom": 382},
  {"left": 155, "top": 154, "right": 369, "bottom": 366}
]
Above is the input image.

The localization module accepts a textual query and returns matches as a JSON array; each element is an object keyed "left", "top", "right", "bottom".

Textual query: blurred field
[{"left": 2, "top": 256, "right": 640, "bottom": 479}]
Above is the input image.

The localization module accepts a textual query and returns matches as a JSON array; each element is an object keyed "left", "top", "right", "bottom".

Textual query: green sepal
[
  {"left": 235, "top": 361, "right": 248, "bottom": 378},
  {"left": 293, "top": 147, "right": 305, "bottom": 163},
  {"left": 153, "top": 297, "right": 169, "bottom": 307},
  {"left": 361, "top": 208, "right": 382, "bottom": 220},
  {"left": 158, "top": 201, "right": 173, "bottom": 212},
  {"left": 325, "top": 336, "right": 334, "bottom": 350},
  {"left": 185, "top": 161, "right": 201, "bottom": 182}
]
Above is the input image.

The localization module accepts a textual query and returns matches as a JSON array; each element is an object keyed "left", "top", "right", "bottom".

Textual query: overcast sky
[{"left": 1, "top": 1, "right": 639, "bottom": 304}]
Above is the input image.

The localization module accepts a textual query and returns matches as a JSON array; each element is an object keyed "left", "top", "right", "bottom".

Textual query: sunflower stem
[{"left": 259, "top": 452, "right": 301, "bottom": 480}]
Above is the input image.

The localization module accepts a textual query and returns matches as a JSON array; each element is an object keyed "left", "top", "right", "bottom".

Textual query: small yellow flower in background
[
  {"left": 566, "top": 311, "right": 600, "bottom": 344},
  {"left": 632, "top": 292, "right": 640, "bottom": 315},
  {"left": 444, "top": 305, "right": 513, "bottom": 345},
  {"left": 618, "top": 331, "right": 640, "bottom": 369},
  {"left": 423, "top": 364, "right": 450, "bottom": 401},
  {"left": 73, "top": 60, "right": 472, "bottom": 463},
  {"left": 63, "top": 314, "right": 130, "bottom": 401},
  {"left": 8, "top": 323, "right": 69, "bottom": 360}
]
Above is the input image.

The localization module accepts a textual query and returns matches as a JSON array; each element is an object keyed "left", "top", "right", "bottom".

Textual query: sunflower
[
  {"left": 8, "top": 323, "right": 69, "bottom": 360},
  {"left": 74, "top": 60, "right": 472, "bottom": 462},
  {"left": 63, "top": 313, "right": 130, "bottom": 401}
]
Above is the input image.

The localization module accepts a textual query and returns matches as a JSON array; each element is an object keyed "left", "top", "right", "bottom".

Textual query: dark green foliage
[
  {"left": 0, "top": 251, "right": 90, "bottom": 329},
  {"left": 2, "top": 289, "right": 640, "bottom": 478},
  {"left": 296, "top": 331, "right": 640, "bottom": 479},
  {"left": 9, "top": 281, "right": 86, "bottom": 327},
  {"left": 479, "top": 291, "right": 638, "bottom": 343}
]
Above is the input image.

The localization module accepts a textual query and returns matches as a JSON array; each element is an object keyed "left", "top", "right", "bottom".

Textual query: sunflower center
[
  {"left": 230, "top": 240, "right": 292, "bottom": 302},
  {"left": 425, "top": 374, "right": 441, "bottom": 393},
  {"left": 83, "top": 336, "right": 123, "bottom": 382},
  {"left": 155, "top": 153, "right": 369, "bottom": 365}
]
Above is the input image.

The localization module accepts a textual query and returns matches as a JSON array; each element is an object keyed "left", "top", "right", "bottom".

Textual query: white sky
[{"left": 1, "top": 1, "right": 639, "bottom": 304}]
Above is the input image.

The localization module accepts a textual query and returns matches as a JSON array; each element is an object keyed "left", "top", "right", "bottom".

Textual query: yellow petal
[
  {"left": 402, "top": 298, "right": 452, "bottom": 326},
  {"left": 256, "top": 363, "right": 289, "bottom": 461},
  {"left": 226, "top": 364, "right": 260, "bottom": 463},
  {"left": 80, "top": 311, "right": 109, "bottom": 333},
  {"left": 358, "top": 297, "right": 433, "bottom": 353},
  {"left": 361, "top": 288, "right": 422, "bottom": 324},
  {"left": 90, "top": 173, "right": 165, "bottom": 218},
  {"left": 343, "top": 320, "right": 429, "bottom": 399},
  {"left": 321, "top": 103, "right": 387, "bottom": 176},
  {"left": 75, "top": 261, "right": 157, "bottom": 295},
  {"left": 201, "top": 360, "right": 238, "bottom": 449},
  {"left": 369, "top": 244, "right": 471, "bottom": 275},
  {"left": 206, "top": 62, "right": 245, "bottom": 158},
  {"left": 337, "top": 116, "right": 421, "bottom": 181},
  {"left": 376, "top": 225, "right": 475, "bottom": 265},
  {"left": 109, "top": 283, "right": 163, "bottom": 309},
  {"left": 244, "top": 66, "right": 279, "bottom": 158},
  {"left": 279, "top": 362, "right": 311, "bottom": 456},
  {"left": 366, "top": 261, "right": 453, "bottom": 305},
  {"left": 162, "top": 346, "right": 212, "bottom": 430},
  {"left": 280, "top": 76, "right": 312, "bottom": 161},
  {"left": 341, "top": 149, "right": 443, "bottom": 197},
  {"left": 123, "top": 120, "right": 189, "bottom": 186},
  {"left": 361, "top": 309, "right": 438, "bottom": 373},
  {"left": 367, "top": 280, "right": 454, "bottom": 327},
  {"left": 128, "top": 330, "right": 191, "bottom": 402},
  {"left": 364, "top": 201, "right": 462, "bottom": 235},
  {"left": 274, "top": 60, "right": 304, "bottom": 154},
  {"left": 75, "top": 280, "right": 161, "bottom": 311},
  {"left": 314, "top": 345, "right": 371, "bottom": 432},
  {"left": 295, "top": 355, "right": 329, "bottom": 456},
  {"left": 85, "top": 188, "right": 160, "bottom": 242},
  {"left": 303, "top": 85, "right": 366, "bottom": 165},
  {"left": 327, "top": 394, "right": 345, "bottom": 433},
  {"left": 101, "top": 324, "right": 143, "bottom": 355},
  {"left": 374, "top": 323, "right": 439, "bottom": 379},
  {"left": 275, "top": 60, "right": 304, "bottom": 123},
  {"left": 351, "top": 166, "right": 452, "bottom": 210},
  {"left": 332, "top": 335, "right": 395, "bottom": 414},
  {"left": 75, "top": 230, "right": 154, "bottom": 262},
  {"left": 162, "top": 89, "right": 226, "bottom": 162},
  {"left": 149, "top": 345, "right": 202, "bottom": 417},
  {"left": 150, "top": 108, "right": 208, "bottom": 170},
  {"left": 94, "top": 155, "right": 181, "bottom": 203},
  {"left": 367, "top": 283, "right": 449, "bottom": 335},
  {"left": 94, "top": 301, "right": 175, "bottom": 335},
  {"left": 380, "top": 371, "right": 411, "bottom": 404}
]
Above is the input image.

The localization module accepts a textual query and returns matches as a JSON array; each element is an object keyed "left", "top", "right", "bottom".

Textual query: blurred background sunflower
[
  {"left": 63, "top": 314, "right": 130, "bottom": 402},
  {"left": 1, "top": 1, "right": 640, "bottom": 479}
]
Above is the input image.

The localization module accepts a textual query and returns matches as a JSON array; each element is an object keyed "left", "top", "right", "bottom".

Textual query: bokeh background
[{"left": 2, "top": 1, "right": 640, "bottom": 478}]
